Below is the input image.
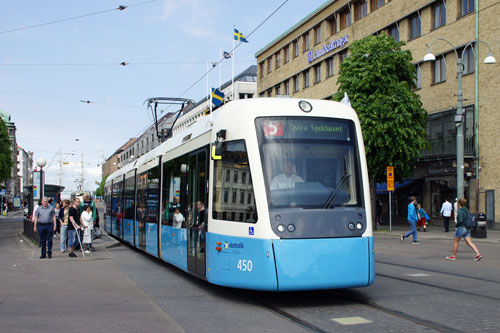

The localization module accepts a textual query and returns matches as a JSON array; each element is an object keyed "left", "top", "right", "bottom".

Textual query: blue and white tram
[{"left": 104, "top": 98, "right": 374, "bottom": 291}]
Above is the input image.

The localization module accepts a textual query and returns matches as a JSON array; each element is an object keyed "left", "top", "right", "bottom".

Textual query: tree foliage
[
  {"left": 0, "top": 119, "right": 13, "bottom": 182},
  {"left": 95, "top": 174, "right": 109, "bottom": 197},
  {"left": 333, "top": 34, "right": 427, "bottom": 183}
]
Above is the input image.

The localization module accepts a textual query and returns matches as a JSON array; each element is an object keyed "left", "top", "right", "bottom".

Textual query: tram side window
[
  {"left": 112, "top": 181, "right": 123, "bottom": 219},
  {"left": 137, "top": 173, "right": 148, "bottom": 223},
  {"left": 146, "top": 166, "right": 160, "bottom": 224},
  {"left": 162, "top": 155, "right": 189, "bottom": 227},
  {"left": 212, "top": 140, "right": 258, "bottom": 223},
  {"left": 124, "top": 176, "right": 135, "bottom": 220},
  {"left": 105, "top": 185, "right": 112, "bottom": 217}
]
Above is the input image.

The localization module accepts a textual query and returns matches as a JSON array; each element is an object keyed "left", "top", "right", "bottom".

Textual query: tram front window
[{"left": 255, "top": 117, "right": 361, "bottom": 209}]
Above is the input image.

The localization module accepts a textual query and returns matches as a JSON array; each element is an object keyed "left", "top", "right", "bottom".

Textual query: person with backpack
[{"left": 446, "top": 198, "right": 482, "bottom": 261}]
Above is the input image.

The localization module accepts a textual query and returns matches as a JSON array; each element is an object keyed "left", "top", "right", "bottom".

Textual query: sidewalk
[
  {"left": 0, "top": 209, "right": 24, "bottom": 219},
  {"left": 374, "top": 223, "right": 500, "bottom": 244}
]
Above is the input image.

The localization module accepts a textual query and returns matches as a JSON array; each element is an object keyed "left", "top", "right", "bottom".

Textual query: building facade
[
  {"left": 16, "top": 146, "right": 33, "bottom": 198},
  {"left": 255, "top": 0, "right": 499, "bottom": 223},
  {"left": 0, "top": 110, "right": 18, "bottom": 202}
]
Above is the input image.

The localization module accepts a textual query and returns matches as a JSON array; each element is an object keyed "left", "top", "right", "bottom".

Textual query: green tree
[
  {"left": 95, "top": 174, "right": 109, "bottom": 197},
  {"left": 0, "top": 119, "right": 13, "bottom": 182},
  {"left": 333, "top": 34, "right": 427, "bottom": 217}
]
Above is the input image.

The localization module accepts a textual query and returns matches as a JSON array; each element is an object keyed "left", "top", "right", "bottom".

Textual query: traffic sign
[{"left": 387, "top": 166, "right": 394, "bottom": 191}]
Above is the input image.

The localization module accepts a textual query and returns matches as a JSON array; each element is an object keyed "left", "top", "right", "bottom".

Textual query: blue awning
[{"left": 376, "top": 179, "right": 420, "bottom": 194}]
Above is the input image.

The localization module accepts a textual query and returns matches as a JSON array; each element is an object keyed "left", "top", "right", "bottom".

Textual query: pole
[
  {"left": 474, "top": 0, "right": 480, "bottom": 214},
  {"left": 456, "top": 58, "right": 465, "bottom": 200},
  {"left": 219, "top": 48, "right": 222, "bottom": 89},
  {"left": 389, "top": 191, "right": 392, "bottom": 232},
  {"left": 232, "top": 28, "right": 235, "bottom": 100}
]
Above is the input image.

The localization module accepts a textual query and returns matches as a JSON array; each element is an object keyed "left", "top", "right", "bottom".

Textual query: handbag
[{"left": 424, "top": 212, "right": 430, "bottom": 221}]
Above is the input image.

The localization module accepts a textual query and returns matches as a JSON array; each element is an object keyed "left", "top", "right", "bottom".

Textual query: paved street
[{"left": 1, "top": 213, "right": 500, "bottom": 332}]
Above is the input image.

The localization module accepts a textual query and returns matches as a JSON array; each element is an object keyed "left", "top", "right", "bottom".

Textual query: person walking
[
  {"left": 80, "top": 205, "right": 93, "bottom": 254},
  {"left": 417, "top": 203, "right": 428, "bottom": 232},
  {"left": 80, "top": 193, "right": 97, "bottom": 250},
  {"left": 446, "top": 198, "right": 482, "bottom": 261},
  {"left": 58, "top": 199, "right": 70, "bottom": 253},
  {"left": 67, "top": 198, "right": 81, "bottom": 258},
  {"left": 453, "top": 198, "right": 459, "bottom": 227},
  {"left": 401, "top": 196, "right": 419, "bottom": 244},
  {"left": 33, "top": 197, "right": 57, "bottom": 259},
  {"left": 54, "top": 202, "right": 61, "bottom": 237},
  {"left": 440, "top": 198, "right": 453, "bottom": 232}
]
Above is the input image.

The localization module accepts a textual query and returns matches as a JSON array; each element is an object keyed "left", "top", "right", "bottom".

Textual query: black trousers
[
  {"left": 38, "top": 223, "right": 54, "bottom": 256},
  {"left": 443, "top": 216, "right": 450, "bottom": 232}
]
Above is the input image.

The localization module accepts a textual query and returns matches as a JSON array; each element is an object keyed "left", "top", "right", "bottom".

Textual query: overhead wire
[
  {"left": 0, "top": 0, "right": 158, "bottom": 35},
  {"left": 0, "top": 60, "right": 255, "bottom": 66}
]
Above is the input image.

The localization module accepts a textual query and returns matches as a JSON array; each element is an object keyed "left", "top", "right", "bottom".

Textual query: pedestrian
[
  {"left": 67, "top": 198, "right": 81, "bottom": 258},
  {"left": 80, "top": 193, "right": 97, "bottom": 250},
  {"left": 59, "top": 199, "right": 70, "bottom": 253},
  {"left": 376, "top": 198, "right": 383, "bottom": 225},
  {"left": 440, "top": 198, "right": 453, "bottom": 232},
  {"left": 80, "top": 205, "right": 93, "bottom": 254},
  {"left": 453, "top": 198, "right": 459, "bottom": 227},
  {"left": 446, "top": 198, "right": 482, "bottom": 261},
  {"left": 173, "top": 207, "right": 184, "bottom": 228},
  {"left": 54, "top": 202, "right": 61, "bottom": 237},
  {"left": 401, "top": 196, "right": 419, "bottom": 244},
  {"left": 417, "top": 203, "right": 428, "bottom": 232},
  {"left": 33, "top": 197, "right": 57, "bottom": 259}
]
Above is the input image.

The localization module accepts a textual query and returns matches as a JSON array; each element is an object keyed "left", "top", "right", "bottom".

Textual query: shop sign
[{"left": 308, "top": 35, "right": 349, "bottom": 63}]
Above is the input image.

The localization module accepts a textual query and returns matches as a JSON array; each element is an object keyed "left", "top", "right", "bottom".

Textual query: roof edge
[{"left": 255, "top": 0, "right": 335, "bottom": 58}]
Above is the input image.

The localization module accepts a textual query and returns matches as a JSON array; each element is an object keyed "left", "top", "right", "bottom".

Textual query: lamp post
[{"left": 423, "top": 38, "right": 496, "bottom": 200}]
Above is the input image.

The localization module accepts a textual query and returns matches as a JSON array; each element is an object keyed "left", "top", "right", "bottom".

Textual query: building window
[
  {"left": 460, "top": 0, "right": 474, "bottom": 16},
  {"left": 284, "top": 80, "right": 290, "bottom": 95},
  {"left": 414, "top": 64, "right": 422, "bottom": 89},
  {"left": 339, "top": 49, "right": 348, "bottom": 64},
  {"left": 433, "top": 55, "right": 446, "bottom": 84},
  {"left": 326, "top": 57, "right": 334, "bottom": 77},
  {"left": 267, "top": 89, "right": 272, "bottom": 97},
  {"left": 303, "top": 32, "right": 310, "bottom": 51},
  {"left": 259, "top": 62, "right": 265, "bottom": 78},
  {"left": 275, "top": 52, "right": 281, "bottom": 69},
  {"left": 462, "top": 47, "right": 475, "bottom": 74},
  {"left": 259, "top": 92, "right": 265, "bottom": 98},
  {"left": 339, "top": 7, "right": 352, "bottom": 30},
  {"left": 371, "top": 0, "right": 385, "bottom": 11},
  {"left": 284, "top": 45, "right": 290, "bottom": 63},
  {"left": 303, "top": 69, "right": 310, "bottom": 88},
  {"left": 242, "top": 172, "right": 247, "bottom": 184},
  {"left": 314, "top": 64, "right": 321, "bottom": 83},
  {"left": 433, "top": 2, "right": 446, "bottom": 29},
  {"left": 233, "top": 171, "right": 238, "bottom": 183},
  {"left": 223, "top": 190, "right": 229, "bottom": 203},
  {"left": 327, "top": 15, "right": 337, "bottom": 36},
  {"left": 314, "top": 25, "right": 321, "bottom": 44},
  {"left": 293, "top": 75, "right": 299, "bottom": 92},
  {"left": 293, "top": 40, "right": 299, "bottom": 57},
  {"left": 409, "top": 15, "right": 421, "bottom": 40},
  {"left": 354, "top": 1, "right": 367, "bottom": 21},
  {"left": 388, "top": 24, "right": 399, "bottom": 42},
  {"left": 275, "top": 84, "right": 281, "bottom": 96},
  {"left": 267, "top": 57, "right": 272, "bottom": 73}
]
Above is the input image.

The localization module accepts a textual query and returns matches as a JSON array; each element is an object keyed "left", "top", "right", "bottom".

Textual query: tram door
[{"left": 187, "top": 149, "right": 208, "bottom": 278}]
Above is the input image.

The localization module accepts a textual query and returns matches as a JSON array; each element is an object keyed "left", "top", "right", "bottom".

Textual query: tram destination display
[{"left": 257, "top": 117, "right": 351, "bottom": 141}]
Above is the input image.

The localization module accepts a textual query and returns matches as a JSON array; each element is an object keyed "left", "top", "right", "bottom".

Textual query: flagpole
[
  {"left": 232, "top": 27, "right": 235, "bottom": 101},
  {"left": 219, "top": 48, "right": 222, "bottom": 89},
  {"left": 206, "top": 60, "right": 209, "bottom": 108}
]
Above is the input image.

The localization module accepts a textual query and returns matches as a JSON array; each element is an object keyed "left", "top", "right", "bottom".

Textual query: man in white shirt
[
  {"left": 270, "top": 161, "right": 304, "bottom": 190},
  {"left": 440, "top": 198, "right": 453, "bottom": 232}
]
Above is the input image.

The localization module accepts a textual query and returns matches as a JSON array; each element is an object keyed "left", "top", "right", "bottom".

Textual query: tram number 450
[{"left": 237, "top": 259, "right": 253, "bottom": 272}]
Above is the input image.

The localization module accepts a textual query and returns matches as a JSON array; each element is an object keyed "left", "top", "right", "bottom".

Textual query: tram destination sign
[
  {"left": 308, "top": 35, "right": 349, "bottom": 63},
  {"left": 261, "top": 118, "right": 351, "bottom": 141}
]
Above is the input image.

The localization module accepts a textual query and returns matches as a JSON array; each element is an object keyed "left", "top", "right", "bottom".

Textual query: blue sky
[{"left": 0, "top": 0, "right": 326, "bottom": 195}]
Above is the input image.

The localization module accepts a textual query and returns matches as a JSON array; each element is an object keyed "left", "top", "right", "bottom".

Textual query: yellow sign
[{"left": 387, "top": 166, "right": 395, "bottom": 191}]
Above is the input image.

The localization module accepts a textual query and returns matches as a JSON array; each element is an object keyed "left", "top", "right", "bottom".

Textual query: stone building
[
  {"left": 0, "top": 110, "right": 18, "bottom": 202},
  {"left": 255, "top": 0, "right": 499, "bottom": 223}
]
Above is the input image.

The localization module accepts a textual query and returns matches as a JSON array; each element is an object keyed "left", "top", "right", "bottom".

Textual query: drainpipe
[{"left": 474, "top": 0, "right": 479, "bottom": 214}]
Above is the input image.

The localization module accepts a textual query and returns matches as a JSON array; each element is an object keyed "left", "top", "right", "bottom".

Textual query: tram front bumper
[{"left": 272, "top": 236, "right": 374, "bottom": 291}]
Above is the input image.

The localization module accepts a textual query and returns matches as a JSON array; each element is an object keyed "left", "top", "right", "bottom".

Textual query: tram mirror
[{"left": 180, "top": 164, "right": 188, "bottom": 173}]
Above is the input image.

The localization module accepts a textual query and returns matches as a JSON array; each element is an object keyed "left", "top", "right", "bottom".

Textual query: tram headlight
[
  {"left": 356, "top": 222, "right": 363, "bottom": 230},
  {"left": 287, "top": 224, "right": 296, "bottom": 232},
  {"left": 277, "top": 224, "right": 286, "bottom": 233},
  {"left": 348, "top": 222, "right": 355, "bottom": 231},
  {"left": 298, "top": 100, "right": 313, "bottom": 113}
]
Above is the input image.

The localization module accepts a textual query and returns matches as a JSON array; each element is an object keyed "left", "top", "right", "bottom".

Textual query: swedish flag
[
  {"left": 234, "top": 28, "right": 248, "bottom": 43},
  {"left": 212, "top": 88, "right": 225, "bottom": 107}
]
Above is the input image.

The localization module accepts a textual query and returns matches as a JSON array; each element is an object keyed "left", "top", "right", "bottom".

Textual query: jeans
[
  {"left": 60, "top": 224, "right": 68, "bottom": 251},
  {"left": 404, "top": 221, "right": 418, "bottom": 241},
  {"left": 443, "top": 216, "right": 450, "bottom": 232},
  {"left": 37, "top": 223, "right": 54, "bottom": 257}
]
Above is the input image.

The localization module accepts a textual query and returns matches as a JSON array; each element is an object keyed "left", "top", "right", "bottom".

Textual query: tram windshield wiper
[{"left": 322, "top": 173, "right": 351, "bottom": 209}]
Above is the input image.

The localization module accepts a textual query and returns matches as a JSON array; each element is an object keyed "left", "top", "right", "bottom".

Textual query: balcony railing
[{"left": 421, "top": 135, "right": 475, "bottom": 158}]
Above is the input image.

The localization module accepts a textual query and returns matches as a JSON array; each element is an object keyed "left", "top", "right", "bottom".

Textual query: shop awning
[{"left": 376, "top": 179, "right": 420, "bottom": 194}]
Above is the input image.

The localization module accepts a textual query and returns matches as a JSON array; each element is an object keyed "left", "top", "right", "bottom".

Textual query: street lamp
[
  {"left": 423, "top": 38, "right": 496, "bottom": 200},
  {"left": 36, "top": 158, "right": 47, "bottom": 199}
]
